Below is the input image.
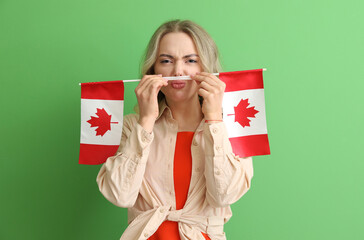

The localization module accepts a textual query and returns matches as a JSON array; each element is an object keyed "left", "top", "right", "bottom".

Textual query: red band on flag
[
  {"left": 220, "top": 69, "right": 264, "bottom": 92},
  {"left": 229, "top": 134, "right": 270, "bottom": 158},
  {"left": 81, "top": 81, "right": 124, "bottom": 100},
  {"left": 79, "top": 143, "right": 119, "bottom": 165}
]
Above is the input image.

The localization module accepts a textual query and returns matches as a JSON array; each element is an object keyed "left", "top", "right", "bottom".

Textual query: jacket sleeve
[
  {"left": 203, "top": 122, "right": 254, "bottom": 208},
  {"left": 96, "top": 114, "right": 153, "bottom": 208}
]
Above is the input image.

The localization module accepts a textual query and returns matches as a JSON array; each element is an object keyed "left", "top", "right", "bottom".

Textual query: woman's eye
[
  {"left": 160, "top": 59, "right": 171, "bottom": 63},
  {"left": 187, "top": 59, "right": 197, "bottom": 63}
]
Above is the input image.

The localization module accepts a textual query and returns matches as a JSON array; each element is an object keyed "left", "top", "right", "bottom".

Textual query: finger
[
  {"left": 197, "top": 72, "right": 220, "bottom": 80},
  {"left": 144, "top": 77, "right": 168, "bottom": 96},
  {"left": 137, "top": 75, "right": 167, "bottom": 94},
  {"left": 150, "top": 76, "right": 168, "bottom": 88},
  {"left": 196, "top": 72, "right": 226, "bottom": 92},
  {"left": 199, "top": 81, "right": 216, "bottom": 93},
  {"left": 192, "top": 73, "right": 218, "bottom": 86},
  {"left": 136, "top": 77, "right": 153, "bottom": 95},
  {"left": 152, "top": 75, "right": 168, "bottom": 86},
  {"left": 139, "top": 74, "right": 167, "bottom": 87},
  {"left": 197, "top": 87, "right": 210, "bottom": 99},
  {"left": 197, "top": 76, "right": 224, "bottom": 94},
  {"left": 136, "top": 75, "right": 155, "bottom": 93},
  {"left": 197, "top": 72, "right": 225, "bottom": 87},
  {"left": 138, "top": 75, "right": 155, "bottom": 88}
]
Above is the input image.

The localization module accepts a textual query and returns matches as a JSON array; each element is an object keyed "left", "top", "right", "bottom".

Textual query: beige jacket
[{"left": 96, "top": 100, "right": 254, "bottom": 240}]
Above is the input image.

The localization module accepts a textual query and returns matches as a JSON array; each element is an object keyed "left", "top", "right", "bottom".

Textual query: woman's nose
[{"left": 173, "top": 61, "right": 184, "bottom": 76}]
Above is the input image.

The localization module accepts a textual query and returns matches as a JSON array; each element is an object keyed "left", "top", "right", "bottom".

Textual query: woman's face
[{"left": 154, "top": 32, "right": 203, "bottom": 104}]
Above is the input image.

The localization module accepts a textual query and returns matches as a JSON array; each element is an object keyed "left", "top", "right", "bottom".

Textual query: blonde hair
[{"left": 140, "top": 19, "right": 222, "bottom": 77}]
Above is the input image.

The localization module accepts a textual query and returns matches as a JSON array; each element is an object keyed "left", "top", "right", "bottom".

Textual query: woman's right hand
[{"left": 135, "top": 74, "right": 168, "bottom": 132}]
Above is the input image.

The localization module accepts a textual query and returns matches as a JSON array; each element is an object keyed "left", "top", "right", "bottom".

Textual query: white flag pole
[
  {"left": 78, "top": 68, "right": 267, "bottom": 85},
  {"left": 123, "top": 73, "right": 220, "bottom": 82}
]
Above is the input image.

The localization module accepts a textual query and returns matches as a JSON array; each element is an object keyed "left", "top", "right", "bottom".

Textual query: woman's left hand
[{"left": 191, "top": 72, "right": 226, "bottom": 120}]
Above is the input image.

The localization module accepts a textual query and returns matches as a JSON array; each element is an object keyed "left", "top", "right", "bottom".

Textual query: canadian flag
[
  {"left": 220, "top": 69, "right": 270, "bottom": 157},
  {"left": 79, "top": 81, "right": 124, "bottom": 165},
  {"left": 79, "top": 69, "right": 270, "bottom": 164}
]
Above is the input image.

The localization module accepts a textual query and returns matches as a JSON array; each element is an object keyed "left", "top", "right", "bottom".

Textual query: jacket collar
[{"left": 156, "top": 98, "right": 170, "bottom": 121}]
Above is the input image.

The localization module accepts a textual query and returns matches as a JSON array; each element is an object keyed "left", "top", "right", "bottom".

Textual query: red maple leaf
[
  {"left": 87, "top": 108, "right": 118, "bottom": 136},
  {"left": 228, "top": 98, "right": 259, "bottom": 128}
]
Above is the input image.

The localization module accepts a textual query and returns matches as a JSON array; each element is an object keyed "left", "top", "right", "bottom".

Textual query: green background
[{"left": 1, "top": 0, "right": 363, "bottom": 239}]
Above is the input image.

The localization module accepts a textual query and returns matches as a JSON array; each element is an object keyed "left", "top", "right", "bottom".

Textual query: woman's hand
[
  {"left": 135, "top": 74, "right": 168, "bottom": 132},
  {"left": 191, "top": 72, "right": 226, "bottom": 120}
]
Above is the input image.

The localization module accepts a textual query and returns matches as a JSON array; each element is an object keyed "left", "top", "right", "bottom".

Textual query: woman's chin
[
  {"left": 165, "top": 95, "right": 186, "bottom": 103},
  {"left": 165, "top": 92, "right": 198, "bottom": 105}
]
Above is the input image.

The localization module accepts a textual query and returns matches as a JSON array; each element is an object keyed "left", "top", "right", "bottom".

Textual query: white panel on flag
[
  {"left": 223, "top": 89, "right": 267, "bottom": 138},
  {"left": 81, "top": 99, "right": 124, "bottom": 145}
]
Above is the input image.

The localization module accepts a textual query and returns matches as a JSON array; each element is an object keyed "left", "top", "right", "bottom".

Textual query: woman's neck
[{"left": 166, "top": 96, "right": 203, "bottom": 132}]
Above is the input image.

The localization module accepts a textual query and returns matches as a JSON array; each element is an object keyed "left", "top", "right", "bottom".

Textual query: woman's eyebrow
[
  {"left": 158, "top": 54, "right": 199, "bottom": 59},
  {"left": 183, "top": 54, "right": 199, "bottom": 58}
]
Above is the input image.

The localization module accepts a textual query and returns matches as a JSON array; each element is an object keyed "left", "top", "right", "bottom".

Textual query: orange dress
[{"left": 149, "top": 132, "right": 211, "bottom": 240}]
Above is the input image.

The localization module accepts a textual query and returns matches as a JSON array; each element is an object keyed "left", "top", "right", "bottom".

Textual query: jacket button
[
  {"left": 144, "top": 233, "right": 149, "bottom": 237},
  {"left": 215, "top": 170, "right": 221, "bottom": 175},
  {"left": 193, "top": 140, "right": 198, "bottom": 146},
  {"left": 212, "top": 128, "right": 218, "bottom": 134}
]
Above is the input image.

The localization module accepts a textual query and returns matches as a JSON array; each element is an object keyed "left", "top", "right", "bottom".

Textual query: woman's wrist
[
  {"left": 205, "top": 119, "right": 223, "bottom": 122},
  {"left": 138, "top": 116, "right": 155, "bottom": 133},
  {"left": 204, "top": 119, "right": 223, "bottom": 125},
  {"left": 204, "top": 112, "right": 223, "bottom": 121}
]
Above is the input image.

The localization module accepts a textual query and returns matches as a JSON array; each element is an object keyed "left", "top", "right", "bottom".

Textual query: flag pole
[
  {"left": 78, "top": 68, "right": 267, "bottom": 85},
  {"left": 124, "top": 73, "right": 220, "bottom": 82}
]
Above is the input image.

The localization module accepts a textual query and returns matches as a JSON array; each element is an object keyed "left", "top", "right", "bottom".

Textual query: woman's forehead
[{"left": 158, "top": 32, "right": 198, "bottom": 55}]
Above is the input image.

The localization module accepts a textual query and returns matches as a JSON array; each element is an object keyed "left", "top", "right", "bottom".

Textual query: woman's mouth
[{"left": 170, "top": 80, "right": 186, "bottom": 89}]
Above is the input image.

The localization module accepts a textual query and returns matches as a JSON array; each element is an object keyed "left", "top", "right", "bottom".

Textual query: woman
[{"left": 96, "top": 19, "right": 253, "bottom": 240}]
